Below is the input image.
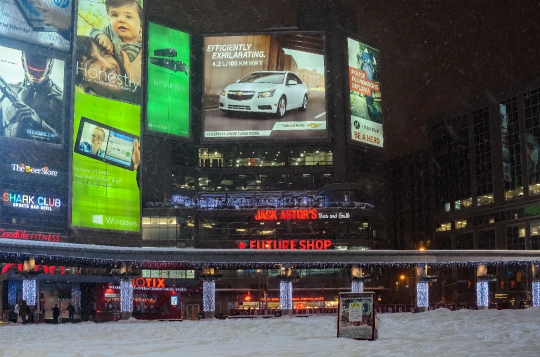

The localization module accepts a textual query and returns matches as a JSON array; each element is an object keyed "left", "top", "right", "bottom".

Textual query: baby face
[{"left": 108, "top": 3, "right": 141, "bottom": 42}]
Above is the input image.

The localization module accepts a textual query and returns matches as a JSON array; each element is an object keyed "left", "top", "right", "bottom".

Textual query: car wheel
[
  {"left": 299, "top": 94, "right": 308, "bottom": 111},
  {"left": 276, "top": 96, "right": 287, "bottom": 118},
  {"left": 222, "top": 110, "right": 231, "bottom": 116}
]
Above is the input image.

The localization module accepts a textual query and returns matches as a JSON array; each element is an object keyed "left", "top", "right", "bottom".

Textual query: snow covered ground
[{"left": 1, "top": 308, "right": 540, "bottom": 357}]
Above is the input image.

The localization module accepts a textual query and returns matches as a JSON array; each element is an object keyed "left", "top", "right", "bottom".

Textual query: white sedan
[{"left": 219, "top": 71, "right": 308, "bottom": 118}]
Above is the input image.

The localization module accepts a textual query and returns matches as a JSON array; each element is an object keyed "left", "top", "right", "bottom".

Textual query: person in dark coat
[
  {"left": 67, "top": 303, "right": 75, "bottom": 322},
  {"left": 51, "top": 304, "right": 60, "bottom": 324},
  {"left": 19, "top": 300, "right": 28, "bottom": 325}
]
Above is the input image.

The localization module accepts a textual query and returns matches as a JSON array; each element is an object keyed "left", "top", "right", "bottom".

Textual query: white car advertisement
[{"left": 203, "top": 33, "right": 328, "bottom": 141}]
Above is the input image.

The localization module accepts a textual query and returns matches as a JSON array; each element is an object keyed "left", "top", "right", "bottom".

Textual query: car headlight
[
  {"left": 258, "top": 89, "right": 276, "bottom": 98},
  {"left": 221, "top": 90, "right": 226, "bottom": 97}
]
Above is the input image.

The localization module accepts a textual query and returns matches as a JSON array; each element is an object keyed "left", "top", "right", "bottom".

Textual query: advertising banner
[
  {"left": 146, "top": 22, "right": 190, "bottom": 138},
  {"left": 203, "top": 33, "right": 327, "bottom": 141},
  {"left": 348, "top": 38, "right": 383, "bottom": 148},
  {"left": 0, "top": 43, "right": 64, "bottom": 144},
  {"left": 71, "top": 91, "right": 140, "bottom": 232},
  {"left": 337, "top": 292, "right": 377, "bottom": 340},
  {"left": 76, "top": 0, "right": 143, "bottom": 105},
  {"left": 0, "top": 0, "right": 72, "bottom": 50}
]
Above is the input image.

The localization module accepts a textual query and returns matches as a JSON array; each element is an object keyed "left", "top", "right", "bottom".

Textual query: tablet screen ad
[
  {"left": 203, "top": 33, "right": 327, "bottom": 142},
  {"left": 76, "top": 0, "right": 143, "bottom": 105},
  {"left": 71, "top": 92, "right": 140, "bottom": 232},
  {"left": 0, "top": 0, "right": 72, "bottom": 50},
  {"left": 348, "top": 38, "right": 383, "bottom": 148},
  {"left": 147, "top": 22, "right": 190, "bottom": 138},
  {"left": 0, "top": 43, "right": 65, "bottom": 144}
]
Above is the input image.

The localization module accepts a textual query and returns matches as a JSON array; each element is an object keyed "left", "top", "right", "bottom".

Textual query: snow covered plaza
[{"left": 2, "top": 308, "right": 540, "bottom": 357}]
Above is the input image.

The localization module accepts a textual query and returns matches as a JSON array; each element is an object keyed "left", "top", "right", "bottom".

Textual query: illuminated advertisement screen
[
  {"left": 0, "top": 43, "right": 64, "bottom": 144},
  {"left": 146, "top": 22, "right": 190, "bottom": 138},
  {"left": 76, "top": 0, "right": 143, "bottom": 105},
  {"left": 0, "top": 0, "right": 72, "bottom": 50},
  {"left": 347, "top": 38, "right": 383, "bottom": 148},
  {"left": 71, "top": 92, "right": 140, "bottom": 232},
  {"left": 203, "top": 33, "right": 327, "bottom": 141}
]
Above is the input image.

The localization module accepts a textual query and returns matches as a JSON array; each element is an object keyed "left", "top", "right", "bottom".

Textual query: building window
[
  {"left": 436, "top": 222, "right": 452, "bottom": 232},
  {"left": 530, "top": 220, "right": 540, "bottom": 250},
  {"left": 524, "top": 88, "right": 540, "bottom": 194},
  {"left": 500, "top": 98, "right": 523, "bottom": 200},
  {"left": 455, "top": 233, "right": 473, "bottom": 249},
  {"left": 478, "top": 229, "right": 495, "bottom": 249},
  {"left": 437, "top": 235, "right": 452, "bottom": 250},
  {"left": 455, "top": 220, "right": 467, "bottom": 229},
  {"left": 142, "top": 216, "right": 194, "bottom": 241},
  {"left": 473, "top": 107, "right": 493, "bottom": 206},
  {"left": 506, "top": 224, "right": 525, "bottom": 250},
  {"left": 433, "top": 116, "right": 471, "bottom": 212}
]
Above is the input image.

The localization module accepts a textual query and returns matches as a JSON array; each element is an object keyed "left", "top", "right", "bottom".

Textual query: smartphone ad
[
  {"left": 348, "top": 38, "right": 383, "bottom": 148},
  {"left": 203, "top": 33, "right": 328, "bottom": 142},
  {"left": 0, "top": 43, "right": 64, "bottom": 144},
  {"left": 0, "top": 0, "right": 72, "bottom": 50},
  {"left": 76, "top": 0, "right": 143, "bottom": 105},
  {"left": 71, "top": 92, "right": 140, "bottom": 232},
  {"left": 146, "top": 22, "right": 190, "bottom": 138}
]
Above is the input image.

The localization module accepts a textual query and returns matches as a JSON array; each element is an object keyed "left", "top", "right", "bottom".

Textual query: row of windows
[{"left": 435, "top": 220, "right": 540, "bottom": 250}]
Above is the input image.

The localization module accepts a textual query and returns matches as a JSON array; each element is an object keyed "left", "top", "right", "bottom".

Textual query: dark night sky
[{"left": 149, "top": 0, "right": 540, "bottom": 160}]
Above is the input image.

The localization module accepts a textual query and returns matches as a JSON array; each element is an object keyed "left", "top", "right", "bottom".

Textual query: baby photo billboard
[
  {"left": 348, "top": 38, "right": 383, "bottom": 148},
  {"left": 203, "top": 33, "right": 328, "bottom": 142},
  {"left": 0, "top": 43, "right": 65, "bottom": 144},
  {"left": 71, "top": 92, "right": 140, "bottom": 232},
  {"left": 0, "top": 0, "right": 72, "bottom": 50},
  {"left": 337, "top": 292, "right": 377, "bottom": 340},
  {"left": 76, "top": 0, "right": 143, "bottom": 105},
  {"left": 146, "top": 22, "right": 190, "bottom": 138}
]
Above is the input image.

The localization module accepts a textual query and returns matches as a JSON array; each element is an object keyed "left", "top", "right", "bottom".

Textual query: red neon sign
[
  {"left": 1, "top": 263, "right": 65, "bottom": 274},
  {"left": 0, "top": 228, "right": 61, "bottom": 242},
  {"left": 254, "top": 209, "right": 317, "bottom": 221},
  {"left": 245, "top": 239, "right": 332, "bottom": 250},
  {"left": 132, "top": 278, "right": 166, "bottom": 289}
]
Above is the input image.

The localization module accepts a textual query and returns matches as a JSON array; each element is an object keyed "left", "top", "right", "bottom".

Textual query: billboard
[
  {"left": 76, "top": 0, "right": 143, "bottom": 105},
  {"left": 0, "top": 0, "right": 72, "bottom": 51},
  {"left": 71, "top": 92, "right": 140, "bottom": 232},
  {"left": 146, "top": 22, "right": 190, "bottom": 138},
  {"left": 203, "top": 33, "right": 327, "bottom": 141},
  {"left": 347, "top": 38, "right": 383, "bottom": 148},
  {"left": 0, "top": 43, "right": 65, "bottom": 144},
  {"left": 337, "top": 292, "right": 377, "bottom": 340}
]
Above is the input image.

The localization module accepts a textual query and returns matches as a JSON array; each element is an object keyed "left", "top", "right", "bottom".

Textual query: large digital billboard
[
  {"left": 71, "top": 92, "right": 140, "bottom": 232},
  {"left": 76, "top": 0, "right": 143, "bottom": 105},
  {"left": 203, "top": 33, "right": 327, "bottom": 141},
  {"left": 0, "top": 0, "right": 72, "bottom": 51},
  {"left": 146, "top": 22, "right": 190, "bottom": 138},
  {"left": 0, "top": 43, "right": 64, "bottom": 144},
  {"left": 347, "top": 38, "right": 383, "bottom": 148}
]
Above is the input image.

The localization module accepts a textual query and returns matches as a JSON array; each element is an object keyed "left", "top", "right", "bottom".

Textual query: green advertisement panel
[
  {"left": 72, "top": 92, "right": 141, "bottom": 232},
  {"left": 147, "top": 22, "right": 190, "bottom": 137}
]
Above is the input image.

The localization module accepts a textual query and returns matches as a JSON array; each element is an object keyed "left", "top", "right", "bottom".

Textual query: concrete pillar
[
  {"left": 120, "top": 279, "right": 133, "bottom": 320},
  {"left": 476, "top": 265, "right": 489, "bottom": 309},
  {"left": 202, "top": 280, "right": 216, "bottom": 319},
  {"left": 532, "top": 264, "right": 540, "bottom": 307},
  {"left": 416, "top": 265, "right": 429, "bottom": 312}
]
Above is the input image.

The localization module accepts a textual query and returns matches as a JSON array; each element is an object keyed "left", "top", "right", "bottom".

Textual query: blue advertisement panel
[{"left": 0, "top": 0, "right": 72, "bottom": 50}]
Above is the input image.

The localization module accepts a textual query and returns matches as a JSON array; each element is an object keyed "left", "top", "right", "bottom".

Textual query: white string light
[
  {"left": 532, "top": 281, "right": 540, "bottom": 307},
  {"left": 22, "top": 279, "right": 36, "bottom": 305},
  {"left": 476, "top": 281, "right": 489, "bottom": 307},
  {"left": 202, "top": 280, "right": 216, "bottom": 312},
  {"left": 120, "top": 280, "right": 133, "bottom": 313},
  {"left": 416, "top": 281, "right": 429, "bottom": 307},
  {"left": 351, "top": 280, "right": 363, "bottom": 293},
  {"left": 280, "top": 280, "right": 293, "bottom": 310}
]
